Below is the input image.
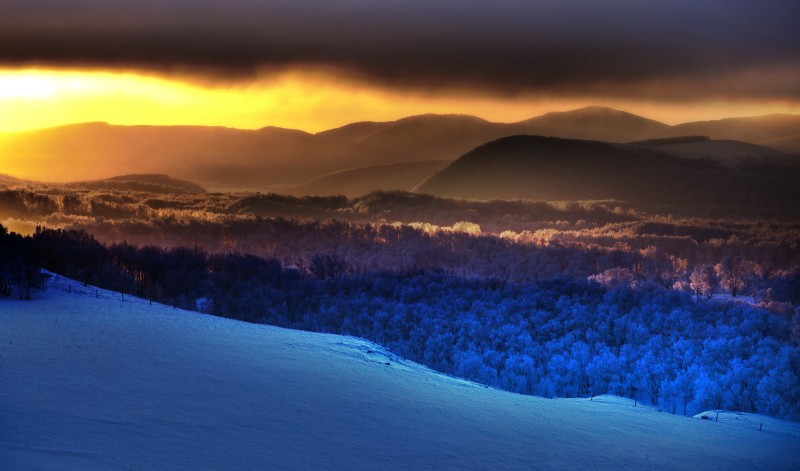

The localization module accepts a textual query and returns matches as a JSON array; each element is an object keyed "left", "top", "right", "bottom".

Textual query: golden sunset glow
[{"left": 2, "top": 68, "right": 799, "bottom": 136}]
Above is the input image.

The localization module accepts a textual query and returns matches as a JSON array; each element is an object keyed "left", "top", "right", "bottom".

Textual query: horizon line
[{"left": 2, "top": 106, "right": 797, "bottom": 135}]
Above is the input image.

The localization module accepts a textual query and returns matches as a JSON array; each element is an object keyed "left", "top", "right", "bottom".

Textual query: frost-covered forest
[{"left": 3, "top": 213, "right": 798, "bottom": 420}]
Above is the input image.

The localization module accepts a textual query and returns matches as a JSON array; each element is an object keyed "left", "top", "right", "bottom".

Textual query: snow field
[{"left": 1, "top": 274, "right": 798, "bottom": 470}]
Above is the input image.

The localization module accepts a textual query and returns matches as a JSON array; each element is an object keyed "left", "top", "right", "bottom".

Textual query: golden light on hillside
[{"left": 1, "top": 68, "right": 799, "bottom": 137}]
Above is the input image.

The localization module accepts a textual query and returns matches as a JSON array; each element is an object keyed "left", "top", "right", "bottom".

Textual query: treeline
[
  {"left": 0, "top": 186, "right": 635, "bottom": 232},
  {"left": 74, "top": 217, "right": 800, "bottom": 303},
  {"left": 22, "top": 226, "right": 800, "bottom": 420},
  {"left": 5, "top": 191, "right": 800, "bottom": 306},
  {"left": 631, "top": 136, "right": 710, "bottom": 146},
  {"left": 5, "top": 186, "right": 800, "bottom": 301},
  {"left": 0, "top": 225, "right": 45, "bottom": 299}
]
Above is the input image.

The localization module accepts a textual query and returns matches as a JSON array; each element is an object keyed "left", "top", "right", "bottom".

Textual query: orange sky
[{"left": 2, "top": 68, "right": 799, "bottom": 134}]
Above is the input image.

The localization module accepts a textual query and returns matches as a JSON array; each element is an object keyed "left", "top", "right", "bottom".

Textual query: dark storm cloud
[{"left": 2, "top": 0, "right": 799, "bottom": 100}]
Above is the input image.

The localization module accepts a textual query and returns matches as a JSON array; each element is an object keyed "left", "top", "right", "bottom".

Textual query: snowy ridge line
[
  {"left": 42, "top": 269, "right": 176, "bottom": 309},
  {"left": 27, "top": 271, "right": 800, "bottom": 420},
  {"left": 42, "top": 270, "right": 482, "bottom": 387}
]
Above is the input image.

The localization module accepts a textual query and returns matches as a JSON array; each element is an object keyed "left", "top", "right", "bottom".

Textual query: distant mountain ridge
[
  {"left": 415, "top": 135, "right": 800, "bottom": 217},
  {"left": 73, "top": 174, "right": 206, "bottom": 194},
  {"left": 642, "top": 140, "right": 796, "bottom": 170},
  {"left": 513, "top": 106, "right": 670, "bottom": 142},
  {"left": 0, "top": 122, "right": 358, "bottom": 188},
  {"left": 1, "top": 107, "right": 798, "bottom": 193},
  {"left": 646, "top": 114, "right": 800, "bottom": 146},
  {"left": 318, "top": 108, "right": 670, "bottom": 166},
  {"left": 758, "top": 134, "right": 800, "bottom": 154},
  {"left": 290, "top": 160, "right": 453, "bottom": 197},
  {"left": 0, "top": 172, "right": 206, "bottom": 195},
  {"left": 0, "top": 173, "right": 27, "bottom": 187}
]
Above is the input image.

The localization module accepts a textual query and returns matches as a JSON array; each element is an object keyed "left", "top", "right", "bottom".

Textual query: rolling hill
[
  {"left": 0, "top": 123, "right": 359, "bottom": 188},
  {"left": 290, "top": 160, "right": 452, "bottom": 196},
  {"left": 317, "top": 114, "right": 513, "bottom": 168},
  {"left": 71, "top": 174, "right": 207, "bottom": 194},
  {"left": 647, "top": 114, "right": 800, "bottom": 144},
  {"left": 317, "top": 107, "right": 672, "bottom": 167},
  {"left": 758, "top": 134, "right": 800, "bottom": 154},
  {"left": 640, "top": 139, "right": 797, "bottom": 169},
  {"left": 512, "top": 106, "right": 670, "bottom": 142},
  {"left": 415, "top": 135, "right": 800, "bottom": 217},
  {"left": 0, "top": 173, "right": 28, "bottom": 188},
  {"left": 2, "top": 108, "right": 798, "bottom": 194},
  {"left": 2, "top": 273, "right": 798, "bottom": 470}
]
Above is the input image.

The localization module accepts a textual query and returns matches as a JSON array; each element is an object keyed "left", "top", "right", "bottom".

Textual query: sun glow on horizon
[{"left": 1, "top": 68, "right": 799, "bottom": 136}]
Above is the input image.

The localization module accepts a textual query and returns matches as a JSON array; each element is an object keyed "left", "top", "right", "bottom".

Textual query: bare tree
[
  {"left": 690, "top": 265, "right": 715, "bottom": 299},
  {"left": 715, "top": 256, "right": 757, "bottom": 298}
]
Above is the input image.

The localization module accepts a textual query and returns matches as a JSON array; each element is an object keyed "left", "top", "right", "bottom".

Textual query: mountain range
[
  {"left": 0, "top": 173, "right": 205, "bottom": 195},
  {"left": 2, "top": 107, "right": 798, "bottom": 194}
]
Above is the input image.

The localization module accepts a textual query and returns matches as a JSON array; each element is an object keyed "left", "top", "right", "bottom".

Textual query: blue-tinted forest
[{"left": 4, "top": 224, "right": 798, "bottom": 420}]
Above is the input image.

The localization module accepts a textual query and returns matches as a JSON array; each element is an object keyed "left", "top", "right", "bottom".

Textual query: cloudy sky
[{"left": 1, "top": 0, "right": 798, "bottom": 131}]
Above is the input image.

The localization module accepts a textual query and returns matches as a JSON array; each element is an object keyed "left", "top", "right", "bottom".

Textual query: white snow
[{"left": 2, "top": 274, "right": 799, "bottom": 470}]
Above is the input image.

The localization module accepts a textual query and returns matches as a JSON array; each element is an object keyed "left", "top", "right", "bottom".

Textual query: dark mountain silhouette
[
  {"left": 291, "top": 160, "right": 452, "bottom": 197},
  {"left": 415, "top": 135, "right": 800, "bottom": 217}
]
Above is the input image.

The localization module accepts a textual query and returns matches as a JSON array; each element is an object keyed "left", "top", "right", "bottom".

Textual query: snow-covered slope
[{"left": 2, "top": 275, "right": 799, "bottom": 470}]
